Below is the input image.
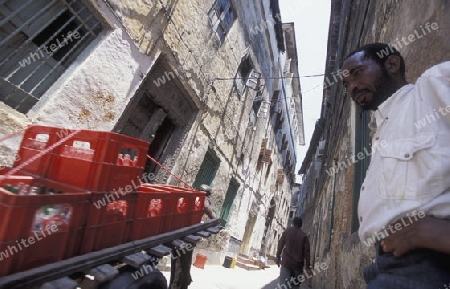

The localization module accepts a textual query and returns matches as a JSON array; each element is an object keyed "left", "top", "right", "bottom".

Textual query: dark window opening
[
  {"left": 253, "top": 92, "right": 262, "bottom": 115},
  {"left": 239, "top": 57, "right": 253, "bottom": 83},
  {"left": 32, "top": 9, "right": 87, "bottom": 66}
]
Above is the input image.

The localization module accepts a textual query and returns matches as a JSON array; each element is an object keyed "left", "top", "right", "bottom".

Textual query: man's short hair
[
  {"left": 344, "top": 43, "right": 406, "bottom": 79},
  {"left": 199, "top": 184, "right": 212, "bottom": 196},
  {"left": 293, "top": 217, "right": 302, "bottom": 227}
]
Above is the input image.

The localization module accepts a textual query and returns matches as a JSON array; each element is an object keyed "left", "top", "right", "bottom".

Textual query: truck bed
[{"left": 0, "top": 219, "right": 221, "bottom": 289}]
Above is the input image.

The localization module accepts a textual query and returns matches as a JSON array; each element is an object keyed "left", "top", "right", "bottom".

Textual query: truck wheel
[{"left": 98, "top": 265, "right": 167, "bottom": 289}]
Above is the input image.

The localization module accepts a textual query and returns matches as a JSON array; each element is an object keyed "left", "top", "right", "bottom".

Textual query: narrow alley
[{"left": 0, "top": 0, "right": 449, "bottom": 288}]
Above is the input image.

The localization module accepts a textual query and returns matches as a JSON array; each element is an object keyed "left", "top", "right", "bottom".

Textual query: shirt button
[
  {"left": 404, "top": 153, "right": 410, "bottom": 158},
  {"left": 361, "top": 186, "right": 364, "bottom": 191},
  {"left": 359, "top": 216, "right": 363, "bottom": 222}
]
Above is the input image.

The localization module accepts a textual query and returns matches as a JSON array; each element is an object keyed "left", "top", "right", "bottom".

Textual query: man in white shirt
[{"left": 342, "top": 43, "right": 450, "bottom": 288}]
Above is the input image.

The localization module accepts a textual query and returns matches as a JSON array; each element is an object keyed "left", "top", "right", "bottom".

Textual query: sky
[{"left": 278, "top": 0, "right": 331, "bottom": 182}]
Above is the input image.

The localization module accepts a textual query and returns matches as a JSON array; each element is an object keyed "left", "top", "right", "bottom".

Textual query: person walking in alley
[
  {"left": 199, "top": 184, "right": 217, "bottom": 219},
  {"left": 276, "top": 217, "right": 311, "bottom": 289},
  {"left": 342, "top": 43, "right": 450, "bottom": 288}
]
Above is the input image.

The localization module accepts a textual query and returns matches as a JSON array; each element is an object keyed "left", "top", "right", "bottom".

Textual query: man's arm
[
  {"left": 381, "top": 216, "right": 450, "bottom": 256},
  {"left": 276, "top": 232, "right": 286, "bottom": 266},
  {"left": 204, "top": 198, "right": 217, "bottom": 219},
  {"left": 303, "top": 235, "right": 311, "bottom": 268},
  {"left": 204, "top": 204, "right": 217, "bottom": 219}
]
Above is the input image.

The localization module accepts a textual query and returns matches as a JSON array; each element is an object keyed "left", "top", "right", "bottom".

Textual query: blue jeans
[
  {"left": 279, "top": 266, "right": 303, "bottom": 289},
  {"left": 364, "top": 242, "right": 450, "bottom": 288}
]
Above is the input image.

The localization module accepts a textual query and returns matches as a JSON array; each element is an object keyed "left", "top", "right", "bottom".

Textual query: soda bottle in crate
[
  {"left": 32, "top": 204, "right": 73, "bottom": 235},
  {"left": 106, "top": 200, "right": 128, "bottom": 223},
  {"left": 13, "top": 125, "right": 60, "bottom": 177},
  {"left": 148, "top": 198, "right": 163, "bottom": 217}
]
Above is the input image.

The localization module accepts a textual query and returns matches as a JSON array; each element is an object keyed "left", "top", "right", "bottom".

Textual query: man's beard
[{"left": 361, "top": 69, "right": 399, "bottom": 111}]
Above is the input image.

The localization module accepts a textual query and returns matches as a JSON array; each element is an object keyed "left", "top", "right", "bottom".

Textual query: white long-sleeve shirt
[{"left": 358, "top": 61, "right": 450, "bottom": 241}]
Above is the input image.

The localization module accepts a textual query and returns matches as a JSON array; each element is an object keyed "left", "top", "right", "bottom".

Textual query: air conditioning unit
[
  {"left": 246, "top": 69, "right": 261, "bottom": 90},
  {"left": 257, "top": 101, "right": 271, "bottom": 118}
]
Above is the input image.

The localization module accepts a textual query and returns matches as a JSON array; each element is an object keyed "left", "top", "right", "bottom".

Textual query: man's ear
[{"left": 384, "top": 55, "right": 401, "bottom": 75}]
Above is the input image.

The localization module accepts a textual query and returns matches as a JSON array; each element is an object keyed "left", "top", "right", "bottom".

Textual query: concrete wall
[{"left": 300, "top": 0, "right": 450, "bottom": 288}]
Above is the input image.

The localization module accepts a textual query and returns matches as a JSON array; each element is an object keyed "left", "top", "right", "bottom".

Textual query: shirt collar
[{"left": 375, "top": 84, "right": 414, "bottom": 122}]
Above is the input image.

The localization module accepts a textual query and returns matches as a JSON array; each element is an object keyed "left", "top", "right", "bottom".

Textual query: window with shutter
[
  {"left": 235, "top": 57, "right": 252, "bottom": 96},
  {"left": 192, "top": 149, "right": 221, "bottom": 189},
  {"left": 220, "top": 178, "right": 239, "bottom": 225},
  {"left": 208, "top": 0, "right": 236, "bottom": 44}
]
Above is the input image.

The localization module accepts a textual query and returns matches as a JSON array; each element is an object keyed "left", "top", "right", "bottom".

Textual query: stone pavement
[{"left": 162, "top": 264, "right": 281, "bottom": 289}]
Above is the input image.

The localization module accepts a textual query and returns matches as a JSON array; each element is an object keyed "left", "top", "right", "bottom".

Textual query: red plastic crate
[
  {"left": 0, "top": 175, "right": 90, "bottom": 276},
  {"left": 151, "top": 185, "right": 196, "bottom": 232},
  {"left": 106, "top": 166, "right": 144, "bottom": 191},
  {"left": 127, "top": 185, "right": 171, "bottom": 242},
  {"left": 81, "top": 191, "right": 137, "bottom": 254},
  {"left": 13, "top": 125, "right": 61, "bottom": 177},
  {"left": 47, "top": 129, "right": 148, "bottom": 191},
  {"left": 190, "top": 190, "right": 206, "bottom": 225}
]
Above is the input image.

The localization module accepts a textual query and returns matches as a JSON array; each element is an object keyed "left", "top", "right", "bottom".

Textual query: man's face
[{"left": 342, "top": 52, "right": 397, "bottom": 110}]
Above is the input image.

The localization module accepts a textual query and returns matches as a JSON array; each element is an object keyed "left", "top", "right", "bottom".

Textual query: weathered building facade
[
  {"left": 298, "top": 0, "right": 449, "bottom": 288},
  {"left": 0, "top": 0, "right": 304, "bottom": 264}
]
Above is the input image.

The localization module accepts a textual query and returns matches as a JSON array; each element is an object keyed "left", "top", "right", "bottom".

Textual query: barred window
[{"left": 0, "top": 0, "right": 103, "bottom": 113}]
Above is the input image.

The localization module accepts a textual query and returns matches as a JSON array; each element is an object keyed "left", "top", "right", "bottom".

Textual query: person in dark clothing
[
  {"left": 199, "top": 184, "right": 217, "bottom": 219},
  {"left": 276, "top": 217, "right": 311, "bottom": 289}
]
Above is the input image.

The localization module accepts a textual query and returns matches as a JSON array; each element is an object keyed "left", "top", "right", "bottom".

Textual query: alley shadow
[{"left": 261, "top": 278, "right": 278, "bottom": 289}]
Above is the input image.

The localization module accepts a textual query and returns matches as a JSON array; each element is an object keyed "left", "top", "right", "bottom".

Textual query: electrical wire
[{"left": 214, "top": 73, "right": 324, "bottom": 80}]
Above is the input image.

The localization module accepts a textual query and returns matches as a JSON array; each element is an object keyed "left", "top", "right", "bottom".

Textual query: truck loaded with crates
[{"left": 0, "top": 125, "right": 222, "bottom": 289}]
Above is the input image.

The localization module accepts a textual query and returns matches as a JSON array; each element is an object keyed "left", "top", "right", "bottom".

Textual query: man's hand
[{"left": 381, "top": 216, "right": 450, "bottom": 256}]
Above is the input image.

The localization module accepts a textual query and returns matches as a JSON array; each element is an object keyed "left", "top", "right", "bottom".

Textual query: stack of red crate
[
  {"left": 0, "top": 124, "right": 209, "bottom": 275},
  {"left": 11, "top": 125, "right": 149, "bottom": 255},
  {"left": 0, "top": 172, "right": 90, "bottom": 276},
  {"left": 44, "top": 128, "right": 148, "bottom": 253}
]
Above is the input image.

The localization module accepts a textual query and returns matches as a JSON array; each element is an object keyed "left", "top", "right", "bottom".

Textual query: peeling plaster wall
[{"left": 30, "top": 27, "right": 155, "bottom": 130}]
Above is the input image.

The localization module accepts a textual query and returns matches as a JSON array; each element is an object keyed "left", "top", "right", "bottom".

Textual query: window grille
[{"left": 0, "top": 0, "right": 103, "bottom": 113}]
